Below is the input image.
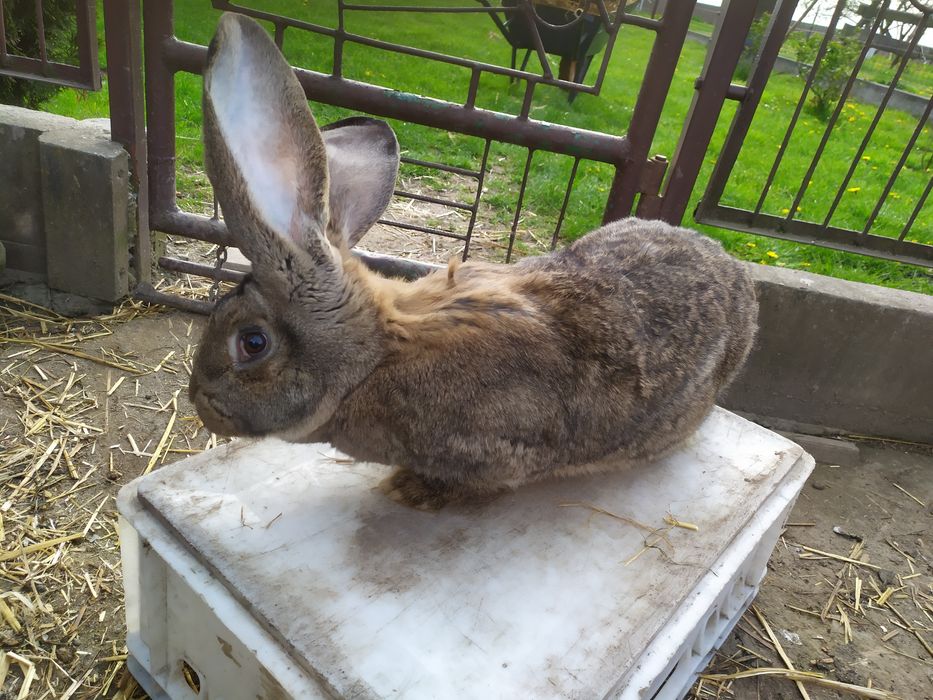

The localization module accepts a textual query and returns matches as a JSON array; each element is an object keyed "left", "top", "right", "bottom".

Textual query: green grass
[{"left": 38, "top": 2, "right": 933, "bottom": 294}]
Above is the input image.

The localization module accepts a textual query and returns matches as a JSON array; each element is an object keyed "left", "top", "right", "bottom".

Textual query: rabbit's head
[{"left": 189, "top": 13, "right": 399, "bottom": 438}]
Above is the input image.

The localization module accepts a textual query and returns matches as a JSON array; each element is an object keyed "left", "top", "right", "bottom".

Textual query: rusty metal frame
[
  {"left": 118, "top": 0, "right": 727, "bottom": 311},
  {"left": 694, "top": 0, "right": 933, "bottom": 269},
  {"left": 0, "top": 0, "right": 101, "bottom": 90}
]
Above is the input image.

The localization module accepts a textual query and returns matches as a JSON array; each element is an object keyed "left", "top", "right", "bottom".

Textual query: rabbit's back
[{"left": 328, "top": 218, "right": 756, "bottom": 487}]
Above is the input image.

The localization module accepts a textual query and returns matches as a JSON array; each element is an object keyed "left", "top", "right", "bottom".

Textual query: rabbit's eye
[{"left": 237, "top": 331, "right": 269, "bottom": 360}]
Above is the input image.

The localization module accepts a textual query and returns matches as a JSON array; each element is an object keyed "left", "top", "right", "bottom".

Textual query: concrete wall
[
  {"left": 723, "top": 264, "right": 933, "bottom": 444},
  {"left": 0, "top": 105, "right": 130, "bottom": 301}
]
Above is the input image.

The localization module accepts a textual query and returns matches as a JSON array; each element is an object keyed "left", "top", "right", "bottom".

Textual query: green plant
[
  {"left": 0, "top": 0, "right": 79, "bottom": 107},
  {"left": 791, "top": 31, "right": 862, "bottom": 117}
]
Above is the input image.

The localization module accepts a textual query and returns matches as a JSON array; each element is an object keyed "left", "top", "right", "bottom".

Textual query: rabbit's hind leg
[{"left": 377, "top": 467, "right": 501, "bottom": 511}]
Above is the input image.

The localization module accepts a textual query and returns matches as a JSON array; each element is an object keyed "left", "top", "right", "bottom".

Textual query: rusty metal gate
[
  {"left": 5, "top": 1, "right": 931, "bottom": 309},
  {"left": 695, "top": 0, "right": 933, "bottom": 268},
  {"left": 0, "top": 0, "right": 100, "bottom": 90},
  {"left": 97, "top": 0, "right": 759, "bottom": 313}
]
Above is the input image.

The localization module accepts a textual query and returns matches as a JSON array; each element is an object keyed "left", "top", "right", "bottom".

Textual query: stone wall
[
  {"left": 723, "top": 264, "right": 933, "bottom": 444},
  {"left": 0, "top": 105, "right": 130, "bottom": 302}
]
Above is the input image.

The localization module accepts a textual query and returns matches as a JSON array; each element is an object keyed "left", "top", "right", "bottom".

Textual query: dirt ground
[{"left": 0, "top": 252, "right": 931, "bottom": 698}]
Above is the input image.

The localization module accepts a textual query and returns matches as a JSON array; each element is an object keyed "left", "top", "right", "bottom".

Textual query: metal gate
[
  {"left": 0, "top": 0, "right": 100, "bottom": 90},
  {"left": 695, "top": 0, "right": 933, "bottom": 268},
  {"left": 99, "top": 0, "right": 758, "bottom": 313}
]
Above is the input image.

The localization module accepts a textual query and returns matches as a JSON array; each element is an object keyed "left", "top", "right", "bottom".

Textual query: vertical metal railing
[{"left": 695, "top": 0, "right": 933, "bottom": 268}]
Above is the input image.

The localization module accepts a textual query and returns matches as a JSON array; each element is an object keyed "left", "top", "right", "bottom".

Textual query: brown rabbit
[{"left": 189, "top": 13, "right": 758, "bottom": 509}]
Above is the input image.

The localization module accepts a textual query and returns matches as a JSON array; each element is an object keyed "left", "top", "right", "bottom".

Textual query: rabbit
[{"left": 189, "top": 13, "right": 759, "bottom": 510}]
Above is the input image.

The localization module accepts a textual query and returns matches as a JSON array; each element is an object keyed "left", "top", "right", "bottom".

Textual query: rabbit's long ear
[
  {"left": 321, "top": 117, "right": 399, "bottom": 248},
  {"left": 202, "top": 13, "right": 337, "bottom": 278}
]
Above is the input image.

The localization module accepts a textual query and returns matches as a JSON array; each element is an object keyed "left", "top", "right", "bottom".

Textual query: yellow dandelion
[
  {"left": 847, "top": 186, "right": 861, "bottom": 193},
  {"left": 847, "top": 116, "right": 856, "bottom": 122},
  {"left": 890, "top": 192, "right": 901, "bottom": 199},
  {"left": 781, "top": 208, "right": 790, "bottom": 214},
  {"left": 766, "top": 251, "right": 779, "bottom": 259},
  {"left": 801, "top": 262, "right": 812, "bottom": 267},
  {"left": 861, "top": 155, "right": 871, "bottom": 161},
  {"left": 746, "top": 242, "right": 757, "bottom": 248}
]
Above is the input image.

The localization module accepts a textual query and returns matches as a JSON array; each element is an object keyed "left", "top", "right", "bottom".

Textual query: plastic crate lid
[{"left": 134, "top": 407, "right": 805, "bottom": 698}]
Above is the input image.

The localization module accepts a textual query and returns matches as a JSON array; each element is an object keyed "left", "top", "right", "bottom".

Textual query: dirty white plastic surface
[{"left": 118, "top": 407, "right": 813, "bottom": 699}]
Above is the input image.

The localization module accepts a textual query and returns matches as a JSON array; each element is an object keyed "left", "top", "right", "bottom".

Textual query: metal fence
[
  {"left": 9, "top": 0, "right": 929, "bottom": 310},
  {"left": 0, "top": 0, "right": 100, "bottom": 90},
  {"left": 696, "top": 0, "right": 933, "bottom": 268},
  {"left": 93, "top": 0, "right": 755, "bottom": 313}
]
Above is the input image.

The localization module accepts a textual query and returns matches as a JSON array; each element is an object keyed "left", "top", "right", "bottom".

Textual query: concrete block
[
  {"left": 0, "top": 241, "right": 46, "bottom": 276},
  {"left": 723, "top": 264, "right": 933, "bottom": 445},
  {"left": 39, "top": 127, "right": 130, "bottom": 302},
  {"left": 0, "top": 105, "right": 77, "bottom": 267}
]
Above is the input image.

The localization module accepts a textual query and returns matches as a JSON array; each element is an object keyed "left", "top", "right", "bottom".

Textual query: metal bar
[
  {"left": 506, "top": 149, "right": 535, "bottom": 263},
  {"left": 823, "top": 14, "right": 929, "bottom": 228},
  {"left": 702, "top": 204, "right": 933, "bottom": 268},
  {"left": 520, "top": 79, "right": 536, "bottom": 119},
  {"left": 465, "top": 67, "right": 481, "bottom": 109},
  {"left": 584, "top": 2, "right": 635, "bottom": 95},
  {"left": 143, "top": 0, "right": 180, "bottom": 233},
  {"left": 899, "top": 176, "right": 932, "bottom": 242},
  {"left": 159, "top": 256, "right": 245, "bottom": 283},
  {"left": 862, "top": 93, "right": 933, "bottom": 236},
  {"left": 376, "top": 219, "right": 469, "bottom": 241},
  {"left": 341, "top": 4, "right": 512, "bottom": 13},
  {"left": 218, "top": 0, "right": 601, "bottom": 91},
  {"left": 601, "top": 0, "right": 694, "bottom": 222},
  {"left": 462, "top": 139, "right": 492, "bottom": 260},
  {"left": 214, "top": 1, "right": 337, "bottom": 39},
  {"left": 551, "top": 157, "right": 580, "bottom": 250},
  {"left": 75, "top": 0, "right": 101, "bottom": 89},
  {"left": 334, "top": 0, "right": 345, "bottom": 77},
  {"left": 520, "top": 1, "right": 555, "bottom": 81},
  {"left": 344, "top": 28, "right": 583, "bottom": 89},
  {"left": 136, "top": 284, "right": 214, "bottom": 315},
  {"left": 160, "top": 251, "right": 441, "bottom": 288},
  {"left": 152, "top": 211, "right": 231, "bottom": 247},
  {"left": 395, "top": 190, "right": 475, "bottom": 212},
  {"left": 695, "top": 0, "right": 798, "bottom": 222},
  {"left": 659, "top": 0, "right": 760, "bottom": 224},
  {"left": 620, "top": 13, "right": 661, "bottom": 31},
  {"left": 161, "top": 39, "right": 630, "bottom": 164},
  {"left": 0, "top": 1, "right": 7, "bottom": 56},
  {"left": 751, "top": 0, "right": 846, "bottom": 217},
  {"left": 103, "top": 0, "right": 150, "bottom": 283},
  {"left": 784, "top": 1, "right": 891, "bottom": 226},
  {"left": 0, "top": 58, "right": 93, "bottom": 87},
  {"left": 355, "top": 251, "right": 441, "bottom": 280},
  {"left": 401, "top": 157, "right": 481, "bottom": 179},
  {"left": 35, "top": 0, "right": 47, "bottom": 65}
]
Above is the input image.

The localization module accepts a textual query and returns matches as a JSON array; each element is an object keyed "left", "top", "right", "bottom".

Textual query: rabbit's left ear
[
  {"left": 321, "top": 117, "right": 400, "bottom": 247},
  {"left": 202, "top": 13, "right": 335, "bottom": 276}
]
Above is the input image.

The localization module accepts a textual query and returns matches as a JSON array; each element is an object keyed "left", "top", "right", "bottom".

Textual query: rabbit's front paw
[{"left": 378, "top": 468, "right": 451, "bottom": 511}]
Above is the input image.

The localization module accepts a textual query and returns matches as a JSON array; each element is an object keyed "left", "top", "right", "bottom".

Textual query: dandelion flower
[
  {"left": 847, "top": 186, "right": 861, "bottom": 193},
  {"left": 766, "top": 251, "right": 779, "bottom": 259}
]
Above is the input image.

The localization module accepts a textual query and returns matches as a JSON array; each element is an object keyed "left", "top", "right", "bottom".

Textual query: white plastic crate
[{"left": 118, "top": 407, "right": 813, "bottom": 700}]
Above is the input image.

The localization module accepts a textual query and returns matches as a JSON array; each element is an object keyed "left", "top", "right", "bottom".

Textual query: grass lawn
[{"left": 40, "top": 2, "right": 933, "bottom": 294}]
